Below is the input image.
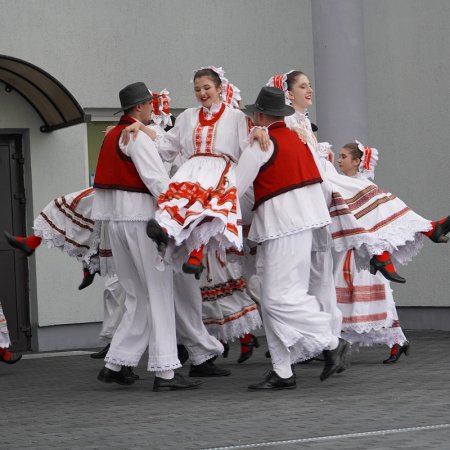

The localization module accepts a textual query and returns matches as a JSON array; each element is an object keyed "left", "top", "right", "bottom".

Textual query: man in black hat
[
  {"left": 236, "top": 86, "right": 349, "bottom": 390},
  {"left": 91, "top": 82, "right": 201, "bottom": 391}
]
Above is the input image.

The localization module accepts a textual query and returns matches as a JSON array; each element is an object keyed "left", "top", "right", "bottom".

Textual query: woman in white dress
[
  {"left": 334, "top": 142, "right": 409, "bottom": 363},
  {"left": 267, "top": 70, "right": 450, "bottom": 282},
  {"left": 126, "top": 67, "right": 269, "bottom": 281}
]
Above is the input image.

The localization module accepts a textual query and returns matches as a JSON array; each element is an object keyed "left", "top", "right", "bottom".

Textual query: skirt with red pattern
[{"left": 157, "top": 155, "right": 243, "bottom": 269}]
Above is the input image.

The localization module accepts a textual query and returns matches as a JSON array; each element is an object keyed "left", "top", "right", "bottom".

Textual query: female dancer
[
  {"left": 126, "top": 67, "right": 269, "bottom": 279},
  {"left": 0, "top": 301, "right": 22, "bottom": 364},
  {"left": 196, "top": 82, "right": 261, "bottom": 362},
  {"left": 335, "top": 142, "right": 409, "bottom": 363},
  {"left": 267, "top": 70, "right": 450, "bottom": 281},
  {"left": 123, "top": 68, "right": 264, "bottom": 360}
]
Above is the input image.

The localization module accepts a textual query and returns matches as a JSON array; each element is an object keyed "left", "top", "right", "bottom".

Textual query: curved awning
[{"left": 0, "top": 55, "right": 86, "bottom": 132}]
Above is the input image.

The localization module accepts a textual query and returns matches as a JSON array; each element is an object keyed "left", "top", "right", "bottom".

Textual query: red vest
[
  {"left": 253, "top": 121, "right": 322, "bottom": 209},
  {"left": 93, "top": 115, "right": 150, "bottom": 194}
]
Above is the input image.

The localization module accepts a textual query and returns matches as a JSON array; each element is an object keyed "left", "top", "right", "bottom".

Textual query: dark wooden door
[{"left": 0, "top": 134, "right": 30, "bottom": 350}]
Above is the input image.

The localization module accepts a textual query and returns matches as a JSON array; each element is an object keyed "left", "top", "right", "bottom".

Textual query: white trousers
[
  {"left": 309, "top": 235, "right": 342, "bottom": 337},
  {"left": 99, "top": 275, "right": 126, "bottom": 343},
  {"left": 173, "top": 273, "right": 224, "bottom": 365},
  {"left": 105, "top": 221, "right": 180, "bottom": 372},
  {"left": 259, "top": 230, "right": 335, "bottom": 368}
]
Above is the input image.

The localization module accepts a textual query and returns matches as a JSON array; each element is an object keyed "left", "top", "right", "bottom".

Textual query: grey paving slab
[{"left": 1, "top": 330, "right": 450, "bottom": 450}]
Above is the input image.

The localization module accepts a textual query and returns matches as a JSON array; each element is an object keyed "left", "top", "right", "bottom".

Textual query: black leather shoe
[
  {"left": 265, "top": 350, "right": 271, "bottom": 358},
  {"left": 429, "top": 216, "right": 450, "bottom": 243},
  {"left": 146, "top": 219, "right": 169, "bottom": 252},
  {"left": 90, "top": 344, "right": 110, "bottom": 359},
  {"left": 189, "top": 359, "right": 231, "bottom": 377},
  {"left": 153, "top": 373, "right": 202, "bottom": 391},
  {"left": 0, "top": 351, "right": 23, "bottom": 364},
  {"left": 177, "top": 344, "right": 189, "bottom": 365},
  {"left": 369, "top": 257, "right": 406, "bottom": 284},
  {"left": 248, "top": 370, "right": 296, "bottom": 390},
  {"left": 383, "top": 341, "right": 410, "bottom": 364},
  {"left": 78, "top": 270, "right": 98, "bottom": 290},
  {"left": 320, "top": 338, "right": 350, "bottom": 381},
  {"left": 238, "top": 335, "right": 259, "bottom": 363},
  {"left": 97, "top": 367, "right": 135, "bottom": 385},
  {"left": 122, "top": 366, "right": 140, "bottom": 380},
  {"left": 4, "top": 231, "right": 35, "bottom": 256}
]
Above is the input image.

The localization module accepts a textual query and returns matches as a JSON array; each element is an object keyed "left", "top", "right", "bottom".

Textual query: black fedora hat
[
  {"left": 245, "top": 86, "right": 295, "bottom": 117},
  {"left": 115, "top": 82, "right": 154, "bottom": 115}
]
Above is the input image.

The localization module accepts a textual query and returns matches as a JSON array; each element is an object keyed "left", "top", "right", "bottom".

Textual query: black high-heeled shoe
[
  {"left": 429, "top": 216, "right": 450, "bottom": 243},
  {"left": 182, "top": 256, "right": 204, "bottom": 280},
  {"left": 222, "top": 342, "right": 230, "bottom": 358},
  {"left": 237, "top": 335, "right": 260, "bottom": 364},
  {"left": 369, "top": 257, "right": 406, "bottom": 284},
  {"left": 78, "top": 269, "right": 98, "bottom": 290},
  {"left": 383, "top": 341, "right": 410, "bottom": 364},
  {"left": 146, "top": 219, "right": 169, "bottom": 252}
]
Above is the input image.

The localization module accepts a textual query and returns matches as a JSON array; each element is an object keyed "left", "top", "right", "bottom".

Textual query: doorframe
[{"left": 0, "top": 128, "right": 38, "bottom": 350}]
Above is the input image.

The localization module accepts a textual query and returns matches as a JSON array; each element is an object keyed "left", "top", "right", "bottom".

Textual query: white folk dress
[
  {"left": 0, "top": 301, "right": 11, "bottom": 347},
  {"left": 32, "top": 188, "right": 101, "bottom": 272},
  {"left": 285, "top": 111, "right": 432, "bottom": 269},
  {"left": 199, "top": 245, "right": 262, "bottom": 342},
  {"left": 154, "top": 102, "right": 248, "bottom": 269},
  {"left": 334, "top": 248, "right": 407, "bottom": 348}
]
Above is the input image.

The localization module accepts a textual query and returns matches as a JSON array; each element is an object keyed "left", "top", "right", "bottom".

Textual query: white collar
[{"left": 202, "top": 102, "right": 222, "bottom": 117}]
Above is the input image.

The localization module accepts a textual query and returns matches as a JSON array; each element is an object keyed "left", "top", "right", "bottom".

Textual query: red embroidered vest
[
  {"left": 93, "top": 115, "right": 150, "bottom": 194},
  {"left": 253, "top": 122, "right": 322, "bottom": 209}
]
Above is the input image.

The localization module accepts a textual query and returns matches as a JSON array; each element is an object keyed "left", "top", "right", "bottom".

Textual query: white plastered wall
[{"left": 363, "top": 0, "right": 450, "bottom": 307}]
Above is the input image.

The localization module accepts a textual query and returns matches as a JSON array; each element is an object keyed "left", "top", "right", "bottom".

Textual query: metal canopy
[{"left": 0, "top": 55, "right": 86, "bottom": 132}]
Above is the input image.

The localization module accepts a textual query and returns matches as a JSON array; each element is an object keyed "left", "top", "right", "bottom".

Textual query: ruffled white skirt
[
  {"left": 335, "top": 249, "right": 407, "bottom": 348},
  {"left": 156, "top": 155, "right": 242, "bottom": 269},
  {"left": 326, "top": 162, "right": 431, "bottom": 268}
]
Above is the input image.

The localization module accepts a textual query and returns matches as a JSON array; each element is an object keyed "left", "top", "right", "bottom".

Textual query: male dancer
[
  {"left": 92, "top": 82, "right": 200, "bottom": 391},
  {"left": 237, "top": 87, "right": 349, "bottom": 390}
]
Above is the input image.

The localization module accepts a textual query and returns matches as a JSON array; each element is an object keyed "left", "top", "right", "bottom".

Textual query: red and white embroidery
[{"left": 193, "top": 103, "right": 226, "bottom": 154}]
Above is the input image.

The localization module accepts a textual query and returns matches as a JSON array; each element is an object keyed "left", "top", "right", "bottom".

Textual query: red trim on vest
[
  {"left": 93, "top": 115, "right": 151, "bottom": 195},
  {"left": 253, "top": 121, "right": 322, "bottom": 209}
]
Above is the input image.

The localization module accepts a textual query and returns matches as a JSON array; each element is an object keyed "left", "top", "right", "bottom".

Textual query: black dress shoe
[
  {"left": 177, "top": 344, "right": 189, "bottom": 365},
  {"left": 369, "top": 257, "right": 406, "bottom": 284},
  {"left": 0, "top": 351, "right": 23, "bottom": 364},
  {"left": 383, "top": 341, "right": 410, "bottom": 364},
  {"left": 189, "top": 359, "right": 231, "bottom": 377},
  {"left": 78, "top": 270, "right": 98, "bottom": 290},
  {"left": 429, "top": 216, "right": 450, "bottom": 243},
  {"left": 265, "top": 350, "right": 271, "bottom": 358},
  {"left": 97, "top": 367, "right": 135, "bottom": 385},
  {"left": 90, "top": 343, "right": 110, "bottom": 359},
  {"left": 122, "top": 366, "right": 140, "bottom": 380},
  {"left": 237, "top": 335, "right": 259, "bottom": 364},
  {"left": 146, "top": 219, "right": 169, "bottom": 252},
  {"left": 4, "top": 231, "right": 35, "bottom": 256},
  {"left": 320, "top": 338, "right": 350, "bottom": 381},
  {"left": 153, "top": 373, "right": 202, "bottom": 392},
  {"left": 248, "top": 370, "right": 296, "bottom": 390}
]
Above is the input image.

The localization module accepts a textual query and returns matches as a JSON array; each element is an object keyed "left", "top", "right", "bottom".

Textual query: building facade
[{"left": 1, "top": 0, "right": 449, "bottom": 351}]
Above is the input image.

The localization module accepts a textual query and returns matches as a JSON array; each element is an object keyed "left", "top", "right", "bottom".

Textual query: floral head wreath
[
  {"left": 355, "top": 139, "right": 379, "bottom": 179},
  {"left": 193, "top": 66, "right": 234, "bottom": 105},
  {"left": 266, "top": 70, "right": 295, "bottom": 105},
  {"left": 151, "top": 89, "right": 172, "bottom": 129}
]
